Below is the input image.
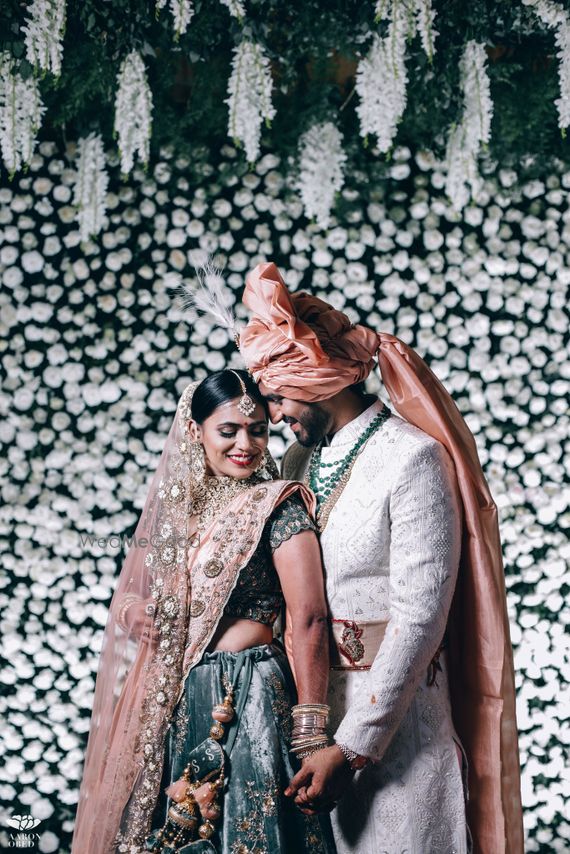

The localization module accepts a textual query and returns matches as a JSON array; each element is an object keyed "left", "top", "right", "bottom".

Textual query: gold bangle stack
[
  {"left": 115, "top": 594, "right": 141, "bottom": 632},
  {"left": 290, "top": 703, "right": 331, "bottom": 760}
]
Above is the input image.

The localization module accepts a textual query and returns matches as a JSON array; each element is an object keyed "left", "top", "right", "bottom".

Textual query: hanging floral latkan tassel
[
  {"left": 0, "top": 52, "right": 45, "bottom": 177},
  {"left": 356, "top": 0, "right": 437, "bottom": 153},
  {"left": 22, "top": 0, "right": 67, "bottom": 77},
  {"left": 114, "top": 51, "right": 153, "bottom": 176},
  {"left": 444, "top": 40, "right": 493, "bottom": 211},
  {"left": 225, "top": 40, "right": 275, "bottom": 163},
  {"left": 73, "top": 132, "right": 109, "bottom": 242},
  {"left": 297, "top": 121, "right": 347, "bottom": 229},
  {"left": 527, "top": 0, "right": 570, "bottom": 133}
]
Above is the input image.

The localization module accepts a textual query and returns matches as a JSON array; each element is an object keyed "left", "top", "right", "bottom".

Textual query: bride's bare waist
[{"left": 207, "top": 617, "right": 273, "bottom": 652}]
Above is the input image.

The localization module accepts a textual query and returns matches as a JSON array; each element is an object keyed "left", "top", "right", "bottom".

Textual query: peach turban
[
  {"left": 239, "top": 261, "right": 523, "bottom": 854},
  {"left": 239, "top": 262, "right": 379, "bottom": 401}
]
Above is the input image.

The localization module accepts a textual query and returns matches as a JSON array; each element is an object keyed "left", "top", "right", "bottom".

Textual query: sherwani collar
[{"left": 326, "top": 398, "right": 385, "bottom": 450}]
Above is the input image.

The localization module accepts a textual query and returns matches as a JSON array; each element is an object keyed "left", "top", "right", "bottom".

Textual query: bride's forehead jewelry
[{"left": 229, "top": 370, "right": 256, "bottom": 417}]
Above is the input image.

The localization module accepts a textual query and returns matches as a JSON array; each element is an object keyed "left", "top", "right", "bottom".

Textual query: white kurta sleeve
[{"left": 334, "top": 438, "right": 462, "bottom": 761}]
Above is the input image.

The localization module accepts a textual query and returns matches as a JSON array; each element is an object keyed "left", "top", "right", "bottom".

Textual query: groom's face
[{"left": 258, "top": 382, "right": 332, "bottom": 447}]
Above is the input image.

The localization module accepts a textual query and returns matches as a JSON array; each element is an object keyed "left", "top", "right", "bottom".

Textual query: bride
[{"left": 72, "top": 369, "right": 335, "bottom": 854}]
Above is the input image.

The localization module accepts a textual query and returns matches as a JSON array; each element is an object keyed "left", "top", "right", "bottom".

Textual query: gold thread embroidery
[
  {"left": 204, "top": 558, "right": 224, "bottom": 578},
  {"left": 190, "top": 600, "right": 206, "bottom": 617}
]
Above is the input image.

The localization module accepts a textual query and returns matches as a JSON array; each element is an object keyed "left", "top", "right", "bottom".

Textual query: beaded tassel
[{"left": 147, "top": 673, "right": 234, "bottom": 851}]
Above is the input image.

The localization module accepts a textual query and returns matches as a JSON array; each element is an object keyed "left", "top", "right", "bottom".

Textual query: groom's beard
[{"left": 285, "top": 404, "right": 330, "bottom": 447}]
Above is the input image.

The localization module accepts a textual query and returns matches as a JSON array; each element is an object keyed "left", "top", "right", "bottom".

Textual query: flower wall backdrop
[{"left": 0, "top": 139, "right": 569, "bottom": 853}]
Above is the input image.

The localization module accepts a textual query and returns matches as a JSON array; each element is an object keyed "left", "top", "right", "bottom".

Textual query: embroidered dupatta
[{"left": 72, "top": 382, "right": 315, "bottom": 854}]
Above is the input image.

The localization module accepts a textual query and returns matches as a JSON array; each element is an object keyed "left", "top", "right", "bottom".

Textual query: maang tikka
[{"left": 229, "top": 370, "right": 256, "bottom": 418}]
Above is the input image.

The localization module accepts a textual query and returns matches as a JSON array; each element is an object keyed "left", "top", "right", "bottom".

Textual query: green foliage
[{"left": 1, "top": 0, "right": 570, "bottom": 168}]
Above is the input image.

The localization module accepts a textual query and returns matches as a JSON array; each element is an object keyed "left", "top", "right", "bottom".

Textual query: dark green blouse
[{"left": 223, "top": 494, "right": 316, "bottom": 626}]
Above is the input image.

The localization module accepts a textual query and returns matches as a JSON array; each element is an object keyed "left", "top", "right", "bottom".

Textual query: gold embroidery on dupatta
[{"left": 204, "top": 558, "right": 224, "bottom": 577}]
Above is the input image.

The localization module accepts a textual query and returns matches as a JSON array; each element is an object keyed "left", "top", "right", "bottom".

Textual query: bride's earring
[{"left": 190, "top": 441, "right": 207, "bottom": 480}]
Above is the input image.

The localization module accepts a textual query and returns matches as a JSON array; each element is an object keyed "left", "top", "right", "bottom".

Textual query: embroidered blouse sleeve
[
  {"left": 267, "top": 494, "right": 316, "bottom": 553},
  {"left": 334, "top": 439, "right": 462, "bottom": 761}
]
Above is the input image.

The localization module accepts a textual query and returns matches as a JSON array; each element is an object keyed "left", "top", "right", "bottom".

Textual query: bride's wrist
[{"left": 335, "top": 741, "right": 370, "bottom": 771}]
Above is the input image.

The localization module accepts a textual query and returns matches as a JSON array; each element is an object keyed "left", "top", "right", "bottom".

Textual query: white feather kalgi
[{"left": 164, "top": 262, "right": 238, "bottom": 340}]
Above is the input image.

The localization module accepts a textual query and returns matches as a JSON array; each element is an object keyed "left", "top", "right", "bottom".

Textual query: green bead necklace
[{"left": 308, "top": 407, "right": 392, "bottom": 508}]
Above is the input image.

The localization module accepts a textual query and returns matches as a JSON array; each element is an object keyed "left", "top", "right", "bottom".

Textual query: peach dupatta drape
[{"left": 378, "top": 333, "right": 523, "bottom": 854}]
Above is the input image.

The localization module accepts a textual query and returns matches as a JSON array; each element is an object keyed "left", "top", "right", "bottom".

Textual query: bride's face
[{"left": 190, "top": 398, "right": 269, "bottom": 479}]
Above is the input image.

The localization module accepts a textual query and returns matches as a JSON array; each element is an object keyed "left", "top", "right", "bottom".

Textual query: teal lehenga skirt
[{"left": 146, "top": 642, "right": 336, "bottom": 854}]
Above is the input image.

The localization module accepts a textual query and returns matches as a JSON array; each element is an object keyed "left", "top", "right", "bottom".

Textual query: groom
[{"left": 237, "top": 262, "right": 523, "bottom": 854}]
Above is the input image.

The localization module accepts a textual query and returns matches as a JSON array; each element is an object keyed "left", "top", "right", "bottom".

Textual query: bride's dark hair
[{"left": 191, "top": 369, "right": 269, "bottom": 424}]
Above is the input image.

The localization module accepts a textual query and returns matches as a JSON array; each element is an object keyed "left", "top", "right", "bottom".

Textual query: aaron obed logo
[{"left": 5, "top": 815, "right": 41, "bottom": 848}]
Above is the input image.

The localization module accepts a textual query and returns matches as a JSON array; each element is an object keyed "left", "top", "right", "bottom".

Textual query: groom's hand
[{"left": 284, "top": 745, "right": 354, "bottom": 814}]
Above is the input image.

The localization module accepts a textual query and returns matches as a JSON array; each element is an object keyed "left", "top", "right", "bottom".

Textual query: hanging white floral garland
[
  {"left": 296, "top": 121, "right": 346, "bottom": 229},
  {"left": 414, "top": 0, "right": 438, "bottom": 62},
  {"left": 525, "top": 0, "right": 570, "bottom": 132},
  {"left": 356, "top": 0, "right": 437, "bottom": 153},
  {"left": 226, "top": 40, "right": 275, "bottom": 162},
  {"left": 22, "top": 0, "right": 67, "bottom": 77},
  {"left": 73, "top": 132, "right": 109, "bottom": 242},
  {"left": 444, "top": 40, "right": 493, "bottom": 210},
  {"left": 219, "top": 0, "right": 246, "bottom": 22},
  {"left": 0, "top": 52, "right": 45, "bottom": 177},
  {"left": 523, "top": 0, "right": 566, "bottom": 27},
  {"left": 155, "top": 0, "right": 195, "bottom": 38},
  {"left": 114, "top": 51, "right": 153, "bottom": 176}
]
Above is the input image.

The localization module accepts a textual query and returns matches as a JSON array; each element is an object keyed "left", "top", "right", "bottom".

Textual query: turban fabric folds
[
  {"left": 239, "top": 261, "right": 524, "bottom": 854},
  {"left": 239, "top": 262, "right": 378, "bottom": 401}
]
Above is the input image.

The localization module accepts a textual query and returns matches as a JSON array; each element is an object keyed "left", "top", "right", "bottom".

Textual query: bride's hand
[{"left": 125, "top": 599, "right": 160, "bottom": 645}]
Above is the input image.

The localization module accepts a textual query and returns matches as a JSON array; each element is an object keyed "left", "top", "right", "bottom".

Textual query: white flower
[
  {"left": 22, "top": 0, "right": 66, "bottom": 77},
  {"left": 114, "top": 51, "right": 153, "bottom": 175},
  {"left": 0, "top": 52, "right": 46, "bottom": 176},
  {"left": 219, "top": 0, "right": 246, "bottom": 20},
  {"left": 73, "top": 133, "right": 109, "bottom": 242},
  {"left": 414, "top": 0, "right": 437, "bottom": 61},
  {"left": 444, "top": 41, "right": 493, "bottom": 209},
  {"left": 226, "top": 40, "right": 275, "bottom": 162},
  {"left": 445, "top": 124, "right": 478, "bottom": 211},
  {"left": 374, "top": 0, "right": 436, "bottom": 56},
  {"left": 553, "top": 20, "right": 570, "bottom": 129},
  {"left": 524, "top": 0, "right": 567, "bottom": 28},
  {"left": 527, "top": 0, "right": 570, "bottom": 130},
  {"left": 21, "top": 250, "right": 44, "bottom": 274},
  {"left": 170, "top": 0, "right": 194, "bottom": 37},
  {"left": 296, "top": 121, "right": 346, "bottom": 229},
  {"left": 155, "top": 0, "right": 194, "bottom": 36},
  {"left": 355, "top": 6, "right": 409, "bottom": 153}
]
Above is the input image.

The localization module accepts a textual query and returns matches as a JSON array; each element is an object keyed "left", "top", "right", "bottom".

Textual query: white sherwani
[{"left": 283, "top": 400, "right": 470, "bottom": 854}]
